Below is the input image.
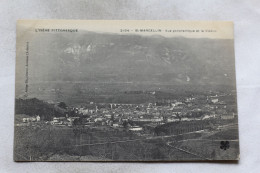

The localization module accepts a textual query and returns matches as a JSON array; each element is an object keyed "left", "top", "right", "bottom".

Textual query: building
[
  {"left": 129, "top": 126, "right": 143, "bottom": 132},
  {"left": 112, "top": 123, "right": 119, "bottom": 127},
  {"left": 22, "top": 115, "right": 40, "bottom": 123},
  {"left": 36, "top": 115, "right": 40, "bottom": 121},
  {"left": 51, "top": 117, "right": 66, "bottom": 125},
  {"left": 211, "top": 98, "right": 219, "bottom": 103}
]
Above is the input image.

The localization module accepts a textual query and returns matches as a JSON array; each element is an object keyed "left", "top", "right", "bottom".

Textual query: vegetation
[{"left": 15, "top": 98, "right": 66, "bottom": 121}]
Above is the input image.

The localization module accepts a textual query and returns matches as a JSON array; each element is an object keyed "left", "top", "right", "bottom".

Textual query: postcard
[{"left": 14, "top": 20, "right": 239, "bottom": 161}]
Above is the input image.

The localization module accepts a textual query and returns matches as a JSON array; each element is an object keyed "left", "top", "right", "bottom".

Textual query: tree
[
  {"left": 58, "top": 102, "right": 67, "bottom": 109},
  {"left": 122, "top": 121, "right": 128, "bottom": 129},
  {"left": 111, "top": 114, "right": 115, "bottom": 121},
  {"left": 73, "top": 117, "right": 83, "bottom": 126}
]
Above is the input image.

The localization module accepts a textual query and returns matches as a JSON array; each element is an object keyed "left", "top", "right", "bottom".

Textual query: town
[{"left": 16, "top": 91, "right": 237, "bottom": 137}]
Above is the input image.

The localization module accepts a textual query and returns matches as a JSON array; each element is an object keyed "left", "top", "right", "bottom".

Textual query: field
[{"left": 14, "top": 118, "right": 239, "bottom": 161}]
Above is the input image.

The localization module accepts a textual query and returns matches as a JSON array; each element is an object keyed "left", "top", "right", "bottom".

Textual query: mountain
[{"left": 16, "top": 31, "right": 236, "bottom": 103}]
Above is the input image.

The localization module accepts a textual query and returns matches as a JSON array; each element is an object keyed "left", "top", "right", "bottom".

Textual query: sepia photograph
[{"left": 14, "top": 20, "right": 239, "bottom": 161}]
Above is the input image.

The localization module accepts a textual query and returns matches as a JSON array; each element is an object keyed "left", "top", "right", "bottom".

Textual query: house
[
  {"left": 94, "top": 117, "right": 104, "bottom": 122},
  {"left": 112, "top": 123, "right": 119, "bottom": 127},
  {"left": 129, "top": 126, "right": 143, "bottom": 132},
  {"left": 104, "top": 114, "right": 112, "bottom": 119},
  {"left": 78, "top": 108, "right": 89, "bottom": 115},
  {"left": 167, "top": 118, "right": 180, "bottom": 122},
  {"left": 36, "top": 115, "right": 40, "bottom": 121},
  {"left": 51, "top": 117, "right": 66, "bottom": 125},
  {"left": 202, "top": 114, "right": 216, "bottom": 120},
  {"left": 22, "top": 115, "right": 39, "bottom": 123},
  {"left": 211, "top": 98, "right": 219, "bottom": 103},
  {"left": 22, "top": 118, "right": 27, "bottom": 123},
  {"left": 89, "top": 110, "right": 95, "bottom": 114}
]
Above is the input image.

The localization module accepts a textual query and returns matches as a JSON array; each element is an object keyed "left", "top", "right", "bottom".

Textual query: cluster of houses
[
  {"left": 22, "top": 115, "right": 40, "bottom": 123},
  {"left": 48, "top": 114, "right": 144, "bottom": 132},
  {"left": 20, "top": 91, "right": 236, "bottom": 134}
]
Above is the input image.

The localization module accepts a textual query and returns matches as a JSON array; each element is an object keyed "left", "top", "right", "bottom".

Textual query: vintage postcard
[{"left": 14, "top": 20, "right": 239, "bottom": 161}]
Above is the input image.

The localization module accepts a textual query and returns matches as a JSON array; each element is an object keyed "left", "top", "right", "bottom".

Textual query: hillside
[{"left": 16, "top": 31, "right": 236, "bottom": 104}]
